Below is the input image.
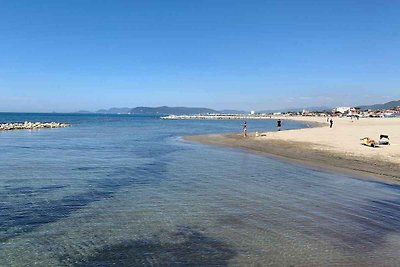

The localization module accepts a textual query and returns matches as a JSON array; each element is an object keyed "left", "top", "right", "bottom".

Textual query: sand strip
[{"left": 184, "top": 117, "right": 400, "bottom": 182}]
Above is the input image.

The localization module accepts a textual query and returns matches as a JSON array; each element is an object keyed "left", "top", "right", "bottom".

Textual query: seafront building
[{"left": 333, "top": 107, "right": 351, "bottom": 114}]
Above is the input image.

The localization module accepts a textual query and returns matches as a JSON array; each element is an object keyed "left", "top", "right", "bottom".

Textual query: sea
[{"left": 1, "top": 113, "right": 400, "bottom": 266}]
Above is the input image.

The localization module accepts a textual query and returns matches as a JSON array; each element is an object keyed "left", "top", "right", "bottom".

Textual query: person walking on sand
[
  {"left": 277, "top": 119, "right": 282, "bottom": 131},
  {"left": 330, "top": 118, "right": 334, "bottom": 128},
  {"left": 242, "top": 121, "right": 247, "bottom": 137}
]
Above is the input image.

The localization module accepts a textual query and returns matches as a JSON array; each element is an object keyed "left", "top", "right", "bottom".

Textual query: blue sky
[{"left": 1, "top": 0, "right": 399, "bottom": 112}]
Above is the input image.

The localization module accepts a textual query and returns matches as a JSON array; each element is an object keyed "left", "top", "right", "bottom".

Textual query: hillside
[
  {"left": 85, "top": 106, "right": 245, "bottom": 115},
  {"left": 96, "top": 107, "right": 132, "bottom": 114},
  {"left": 258, "top": 106, "right": 332, "bottom": 113},
  {"left": 130, "top": 106, "right": 218, "bottom": 115},
  {"left": 357, "top": 100, "right": 400, "bottom": 110}
]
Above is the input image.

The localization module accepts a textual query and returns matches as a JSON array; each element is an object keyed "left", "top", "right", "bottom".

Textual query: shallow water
[{"left": 1, "top": 113, "right": 400, "bottom": 266}]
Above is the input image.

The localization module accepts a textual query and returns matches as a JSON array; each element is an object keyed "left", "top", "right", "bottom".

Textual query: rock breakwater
[
  {"left": 0, "top": 122, "right": 70, "bottom": 131},
  {"left": 161, "top": 114, "right": 273, "bottom": 120}
]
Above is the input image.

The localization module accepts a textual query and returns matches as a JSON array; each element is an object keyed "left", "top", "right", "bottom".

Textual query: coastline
[{"left": 184, "top": 117, "right": 400, "bottom": 182}]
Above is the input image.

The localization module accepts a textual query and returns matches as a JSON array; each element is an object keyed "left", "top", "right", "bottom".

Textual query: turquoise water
[{"left": 1, "top": 113, "right": 400, "bottom": 266}]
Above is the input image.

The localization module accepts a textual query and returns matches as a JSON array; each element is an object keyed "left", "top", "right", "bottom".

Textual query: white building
[{"left": 333, "top": 107, "right": 351, "bottom": 114}]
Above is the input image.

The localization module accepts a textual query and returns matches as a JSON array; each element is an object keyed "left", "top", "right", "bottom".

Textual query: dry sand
[{"left": 185, "top": 117, "right": 400, "bottom": 181}]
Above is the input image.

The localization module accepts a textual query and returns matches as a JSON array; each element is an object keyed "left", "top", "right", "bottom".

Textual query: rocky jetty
[
  {"left": 161, "top": 114, "right": 273, "bottom": 120},
  {"left": 0, "top": 121, "right": 70, "bottom": 131}
]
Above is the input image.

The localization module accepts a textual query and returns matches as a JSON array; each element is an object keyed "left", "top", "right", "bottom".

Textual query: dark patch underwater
[{"left": 59, "top": 227, "right": 236, "bottom": 267}]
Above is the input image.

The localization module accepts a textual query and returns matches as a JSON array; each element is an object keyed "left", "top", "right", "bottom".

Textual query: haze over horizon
[{"left": 1, "top": 0, "right": 399, "bottom": 113}]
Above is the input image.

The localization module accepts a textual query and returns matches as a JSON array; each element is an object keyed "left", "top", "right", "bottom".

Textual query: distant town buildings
[
  {"left": 162, "top": 105, "right": 400, "bottom": 119},
  {"left": 333, "top": 107, "right": 351, "bottom": 114},
  {"left": 331, "top": 106, "right": 400, "bottom": 118},
  {"left": 267, "top": 105, "right": 400, "bottom": 118}
]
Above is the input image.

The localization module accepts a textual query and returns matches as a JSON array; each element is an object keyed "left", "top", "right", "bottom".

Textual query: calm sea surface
[{"left": 1, "top": 113, "right": 400, "bottom": 266}]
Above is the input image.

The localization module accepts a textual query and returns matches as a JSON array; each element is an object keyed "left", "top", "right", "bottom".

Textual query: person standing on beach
[
  {"left": 277, "top": 119, "right": 282, "bottom": 131},
  {"left": 330, "top": 118, "right": 334, "bottom": 128},
  {"left": 242, "top": 121, "right": 247, "bottom": 137}
]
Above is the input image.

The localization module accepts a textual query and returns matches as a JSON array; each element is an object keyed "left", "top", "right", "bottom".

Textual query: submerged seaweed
[{"left": 59, "top": 227, "right": 236, "bottom": 267}]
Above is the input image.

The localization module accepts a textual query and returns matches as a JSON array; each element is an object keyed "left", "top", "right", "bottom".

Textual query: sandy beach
[{"left": 185, "top": 117, "right": 400, "bottom": 181}]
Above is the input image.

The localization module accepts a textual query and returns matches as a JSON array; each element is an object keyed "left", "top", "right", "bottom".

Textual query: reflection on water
[{"left": 1, "top": 113, "right": 400, "bottom": 266}]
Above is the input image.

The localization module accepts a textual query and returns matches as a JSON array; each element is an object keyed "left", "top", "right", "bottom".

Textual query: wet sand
[{"left": 185, "top": 117, "right": 400, "bottom": 181}]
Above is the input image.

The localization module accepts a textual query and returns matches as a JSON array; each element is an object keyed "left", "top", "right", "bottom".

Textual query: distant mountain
[
  {"left": 96, "top": 107, "right": 132, "bottom": 114},
  {"left": 258, "top": 106, "right": 332, "bottom": 113},
  {"left": 130, "top": 106, "right": 218, "bottom": 115},
  {"left": 219, "top": 109, "right": 248, "bottom": 114},
  {"left": 296, "top": 106, "right": 332, "bottom": 112},
  {"left": 357, "top": 100, "right": 400, "bottom": 110},
  {"left": 78, "top": 106, "right": 242, "bottom": 115},
  {"left": 77, "top": 101, "right": 400, "bottom": 115}
]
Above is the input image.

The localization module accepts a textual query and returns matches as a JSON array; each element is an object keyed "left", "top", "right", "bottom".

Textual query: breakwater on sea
[
  {"left": 0, "top": 121, "right": 70, "bottom": 131},
  {"left": 161, "top": 114, "right": 274, "bottom": 120}
]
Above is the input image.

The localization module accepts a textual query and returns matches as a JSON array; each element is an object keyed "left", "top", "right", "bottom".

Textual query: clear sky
[{"left": 1, "top": 0, "right": 399, "bottom": 112}]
